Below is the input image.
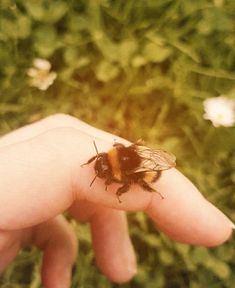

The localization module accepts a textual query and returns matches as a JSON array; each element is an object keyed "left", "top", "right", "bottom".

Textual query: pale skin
[{"left": 0, "top": 114, "right": 233, "bottom": 288}]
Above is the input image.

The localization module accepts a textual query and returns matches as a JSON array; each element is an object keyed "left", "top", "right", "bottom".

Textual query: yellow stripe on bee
[
  {"left": 108, "top": 148, "right": 122, "bottom": 181},
  {"left": 143, "top": 171, "right": 158, "bottom": 183}
]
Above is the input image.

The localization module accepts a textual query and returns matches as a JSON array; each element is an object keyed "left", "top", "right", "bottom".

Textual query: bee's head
[{"left": 94, "top": 153, "right": 111, "bottom": 178}]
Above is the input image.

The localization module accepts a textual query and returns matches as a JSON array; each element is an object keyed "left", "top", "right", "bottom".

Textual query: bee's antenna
[{"left": 93, "top": 140, "right": 99, "bottom": 155}]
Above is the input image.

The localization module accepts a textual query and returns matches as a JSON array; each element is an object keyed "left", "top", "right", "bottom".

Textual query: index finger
[{"left": 78, "top": 139, "right": 233, "bottom": 246}]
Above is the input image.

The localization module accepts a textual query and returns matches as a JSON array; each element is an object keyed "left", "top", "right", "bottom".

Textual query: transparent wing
[{"left": 132, "top": 145, "right": 176, "bottom": 173}]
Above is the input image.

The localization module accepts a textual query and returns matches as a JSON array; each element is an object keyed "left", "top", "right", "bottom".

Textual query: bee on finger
[{"left": 81, "top": 140, "right": 176, "bottom": 203}]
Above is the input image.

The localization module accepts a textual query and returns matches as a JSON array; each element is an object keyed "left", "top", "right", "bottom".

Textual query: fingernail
[
  {"left": 127, "top": 265, "right": 137, "bottom": 277},
  {"left": 229, "top": 221, "right": 235, "bottom": 230}
]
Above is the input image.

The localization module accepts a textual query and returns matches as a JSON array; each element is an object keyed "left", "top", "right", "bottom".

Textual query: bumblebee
[{"left": 82, "top": 140, "right": 176, "bottom": 203}]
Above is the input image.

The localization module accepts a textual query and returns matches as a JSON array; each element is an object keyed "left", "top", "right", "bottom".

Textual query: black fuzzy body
[{"left": 82, "top": 141, "right": 176, "bottom": 202}]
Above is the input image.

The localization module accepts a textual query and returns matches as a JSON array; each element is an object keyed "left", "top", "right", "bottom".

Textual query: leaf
[
  {"left": 24, "top": 0, "right": 68, "bottom": 23},
  {"left": 118, "top": 39, "right": 138, "bottom": 68},
  {"left": 67, "top": 15, "right": 88, "bottom": 32},
  {"left": 143, "top": 42, "right": 172, "bottom": 63},
  {"left": 134, "top": 212, "right": 148, "bottom": 231},
  {"left": 159, "top": 250, "right": 174, "bottom": 266},
  {"left": 16, "top": 15, "right": 32, "bottom": 39},
  {"left": 0, "top": 18, "right": 18, "bottom": 39},
  {"left": 145, "top": 31, "right": 166, "bottom": 46},
  {"left": 142, "top": 234, "right": 162, "bottom": 248},
  {"left": 95, "top": 61, "right": 120, "bottom": 82},
  {"left": 0, "top": 103, "right": 21, "bottom": 113},
  {"left": 189, "top": 64, "right": 235, "bottom": 80},
  {"left": 170, "top": 40, "right": 200, "bottom": 62},
  {"left": 175, "top": 243, "right": 190, "bottom": 255},
  {"left": 216, "top": 245, "right": 235, "bottom": 262},
  {"left": 23, "top": 1, "right": 45, "bottom": 21},
  {"left": 205, "top": 259, "right": 231, "bottom": 280},
  {"left": 92, "top": 30, "right": 119, "bottom": 62},
  {"left": 76, "top": 57, "right": 90, "bottom": 68},
  {"left": 192, "top": 247, "right": 210, "bottom": 264},
  {"left": 44, "top": 1, "right": 68, "bottom": 23},
  {"left": 34, "top": 26, "right": 59, "bottom": 57},
  {"left": 63, "top": 47, "right": 78, "bottom": 65},
  {"left": 132, "top": 55, "right": 147, "bottom": 67}
]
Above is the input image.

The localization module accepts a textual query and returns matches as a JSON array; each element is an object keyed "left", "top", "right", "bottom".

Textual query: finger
[
  {"left": 68, "top": 200, "right": 99, "bottom": 223},
  {"left": 0, "top": 230, "right": 21, "bottom": 272},
  {"left": 69, "top": 201, "right": 137, "bottom": 283},
  {"left": 145, "top": 168, "right": 233, "bottom": 246},
  {"left": 78, "top": 157, "right": 233, "bottom": 246},
  {"left": 33, "top": 216, "right": 77, "bottom": 288},
  {"left": 0, "top": 216, "right": 77, "bottom": 288},
  {"left": 90, "top": 207, "right": 136, "bottom": 283}
]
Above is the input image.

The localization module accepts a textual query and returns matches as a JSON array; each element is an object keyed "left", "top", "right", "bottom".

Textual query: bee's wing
[{"left": 132, "top": 146, "right": 176, "bottom": 173}]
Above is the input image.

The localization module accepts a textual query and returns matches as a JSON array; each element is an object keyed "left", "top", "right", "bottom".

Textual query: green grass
[{"left": 0, "top": 0, "right": 235, "bottom": 287}]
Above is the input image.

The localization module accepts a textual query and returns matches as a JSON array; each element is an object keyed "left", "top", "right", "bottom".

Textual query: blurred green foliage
[{"left": 0, "top": 0, "right": 235, "bottom": 287}]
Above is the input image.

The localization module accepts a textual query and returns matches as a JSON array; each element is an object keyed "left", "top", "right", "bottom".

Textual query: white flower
[
  {"left": 27, "top": 58, "right": 57, "bottom": 91},
  {"left": 203, "top": 96, "right": 235, "bottom": 127}
]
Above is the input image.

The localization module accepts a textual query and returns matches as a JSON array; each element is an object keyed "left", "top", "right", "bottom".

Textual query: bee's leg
[
  {"left": 90, "top": 174, "right": 97, "bottom": 187},
  {"left": 151, "top": 171, "right": 162, "bottom": 183},
  {"left": 138, "top": 179, "right": 164, "bottom": 199},
  {"left": 116, "top": 183, "right": 131, "bottom": 203},
  {"left": 105, "top": 178, "right": 113, "bottom": 191},
  {"left": 80, "top": 156, "right": 97, "bottom": 167}
]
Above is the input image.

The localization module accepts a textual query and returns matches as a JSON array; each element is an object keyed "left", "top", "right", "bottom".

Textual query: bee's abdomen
[{"left": 143, "top": 171, "right": 160, "bottom": 183}]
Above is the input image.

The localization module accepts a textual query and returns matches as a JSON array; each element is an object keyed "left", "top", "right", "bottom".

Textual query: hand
[
  {"left": 0, "top": 114, "right": 233, "bottom": 287},
  {"left": 0, "top": 216, "right": 77, "bottom": 288}
]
